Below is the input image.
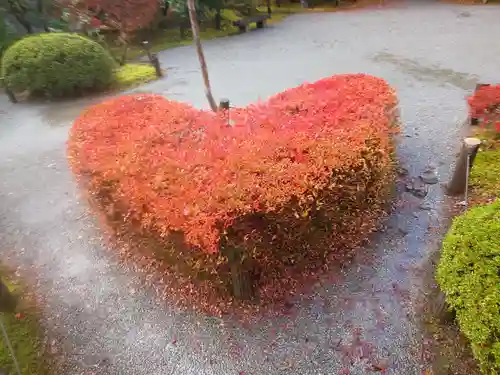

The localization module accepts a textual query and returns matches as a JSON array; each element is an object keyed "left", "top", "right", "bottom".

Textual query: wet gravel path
[{"left": 1, "top": 3, "right": 500, "bottom": 375}]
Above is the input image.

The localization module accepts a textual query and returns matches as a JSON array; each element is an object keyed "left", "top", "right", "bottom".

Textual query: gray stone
[
  {"left": 420, "top": 165, "right": 439, "bottom": 185},
  {"left": 396, "top": 166, "right": 409, "bottom": 177},
  {"left": 406, "top": 178, "right": 428, "bottom": 198},
  {"left": 419, "top": 202, "right": 433, "bottom": 211}
]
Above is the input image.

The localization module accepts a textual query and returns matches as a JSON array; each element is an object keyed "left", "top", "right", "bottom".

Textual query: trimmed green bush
[
  {"left": 437, "top": 200, "right": 500, "bottom": 374},
  {"left": 1, "top": 32, "right": 116, "bottom": 97}
]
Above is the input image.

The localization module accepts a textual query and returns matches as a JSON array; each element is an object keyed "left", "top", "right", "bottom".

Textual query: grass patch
[
  {"left": 112, "top": 63, "right": 159, "bottom": 90},
  {"left": 0, "top": 268, "right": 51, "bottom": 375}
]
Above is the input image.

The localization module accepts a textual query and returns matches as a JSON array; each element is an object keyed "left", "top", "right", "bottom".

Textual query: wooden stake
[
  {"left": 4, "top": 84, "right": 17, "bottom": 103},
  {"left": 446, "top": 137, "right": 481, "bottom": 196}
]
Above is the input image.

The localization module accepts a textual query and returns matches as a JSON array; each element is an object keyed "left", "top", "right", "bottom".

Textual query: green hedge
[
  {"left": 437, "top": 199, "right": 500, "bottom": 374},
  {"left": 1, "top": 32, "right": 116, "bottom": 97}
]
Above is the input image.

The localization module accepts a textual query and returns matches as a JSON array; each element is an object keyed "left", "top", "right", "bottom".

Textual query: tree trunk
[
  {"left": 119, "top": 32, "right": 129, "bottom": 65},
  {"left": 187, "top": 0, "right": 218, "bottom": 112},
  {"left": 267, "top": 0, "right": 272, "bottom": 15},
  {"left": 180, "top": 21, "right": 186, "bottom": 39},
  {"left": 0, "top": 278, "right": 17, "bottom": 313},
  {"left": 120, "top": 44, "right": 128, "bottom": 65},
  {"left": 215, "top": 8, "right": 221, "bottom": 30},
  {"left": 13, "top": 13, "right": 33, "bottom": 33},
  {"left": 225, "top": 247, "right": 254, "bottom": 300},
  {"left": 36, "top": 0, "right": 49, "bottom": 31}
]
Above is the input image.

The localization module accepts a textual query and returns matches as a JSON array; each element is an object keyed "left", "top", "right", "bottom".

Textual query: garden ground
[
  {"left": 116, "top": 0, "right": 394, "bottom": 60},
  {"left": 0, "top": 2, "right": 499, "bottom": 375}
]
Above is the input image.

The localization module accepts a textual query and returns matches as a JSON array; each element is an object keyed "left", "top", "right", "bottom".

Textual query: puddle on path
[
  {"left": 372, "top": 52, "right": 479, "bottom": 90},
  {"left": 39, "top": 97, "right": 105, "bottom": 127}
]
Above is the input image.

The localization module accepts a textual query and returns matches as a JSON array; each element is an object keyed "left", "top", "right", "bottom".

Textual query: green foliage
[
  {"left": 0, "top": 269, "right": 51, "bottom": 375},
  {"left": 470, "top": 145, "right": 500, "bottom": 198},
  {"left": 1, "top": 32, "right": 116, "bottom": 97},
  {"left": 169, "top": 0, "right": 206, "bottom": 20},
  {"left": 437, "top": 200, "right": 500, "bottom": 374},
  {"left": 219, "top": 8, "right": 240, "bottom": 21}
]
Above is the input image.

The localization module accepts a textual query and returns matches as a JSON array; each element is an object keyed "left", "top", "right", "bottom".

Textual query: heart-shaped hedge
[{"left": 68, "top": 74, "right": 399, "bottom": 312}]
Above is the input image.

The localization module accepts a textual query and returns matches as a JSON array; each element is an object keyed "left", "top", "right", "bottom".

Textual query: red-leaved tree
[
  {"left": 85, "top": 0, "right": 159, "bottom": 32},
  {"left": 468, "top": 85, "right": 500, "bottom": 133},
  {"left": 61, "top": 0, "right": 159, "bottom": 62}
]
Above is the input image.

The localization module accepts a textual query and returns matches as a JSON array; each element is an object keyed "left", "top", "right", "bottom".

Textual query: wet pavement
[{"left": 1, "top": 2, "right": 500, "bottom": 375}]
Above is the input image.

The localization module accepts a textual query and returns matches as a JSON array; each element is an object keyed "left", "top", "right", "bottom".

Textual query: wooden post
[
  {"left": 5, "top": 86, "right": 17, "bottom": 104},
  {"left": 220, "top": 98, "right": 230, "bottom": 126},
  {"left": 0, "top": 278, "right": 16, "bottom": 313},
  {"left": 151, "top": 54, "right": 163, "bottom": 78},
  {"left": 446, "top": 137, "right": 481, "bottom": 196},
  {"left": 219, "top": 98, "right": 230, "bottom": 110},
  {"left": 142, "top": 40, "right": 153, "bottom": 62}
]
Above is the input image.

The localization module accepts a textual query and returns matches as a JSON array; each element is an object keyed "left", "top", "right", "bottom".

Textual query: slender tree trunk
[
  {"left": 224, "top": 246, "right": 254, "bottom": 300},
  {"left": 187, "top": 0, "right": 218, "bottom": 112},
  {"left": 215, "top": 7, "right": 221, "bottom": 30},
  {"left": 36, "top": 0, "right": 49, "bottom": 31},
  {"left": 119, "top": 31, "right": 128, "bottom": 66},
  {"left": 120, "top": 44, "right": 129, "bottom": 65},
  {"left": 13, "top": 13, "right": 33, "bottom": 33}
]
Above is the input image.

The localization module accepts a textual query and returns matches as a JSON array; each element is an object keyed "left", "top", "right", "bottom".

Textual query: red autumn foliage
[
  {"left": 68, "top": 74, "right": 398, "bottom": 310},
  {"left": 468, "top": 84, "right": 500, "bottom": 132},
  {"left": 68, "top": 0, "right": 158, "bottom": 33}
]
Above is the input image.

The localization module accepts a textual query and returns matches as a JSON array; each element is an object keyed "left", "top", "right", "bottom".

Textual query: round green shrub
[
  {"left": 1, "top": 32, "right": 116, "bottom": 97},
  {"left": 437, "top": 199, "right": 500, "bottom": 374}
]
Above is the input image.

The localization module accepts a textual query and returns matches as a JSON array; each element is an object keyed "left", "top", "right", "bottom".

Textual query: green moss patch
[
  {"left": 0, "top": 270, "right": 51, "bottom": 375},
  {"left": 113, "top": 63, "right": 159, "bottom": 90},
  {"left": 470, "top": 131, "right": 500, "bottom": 199}
]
